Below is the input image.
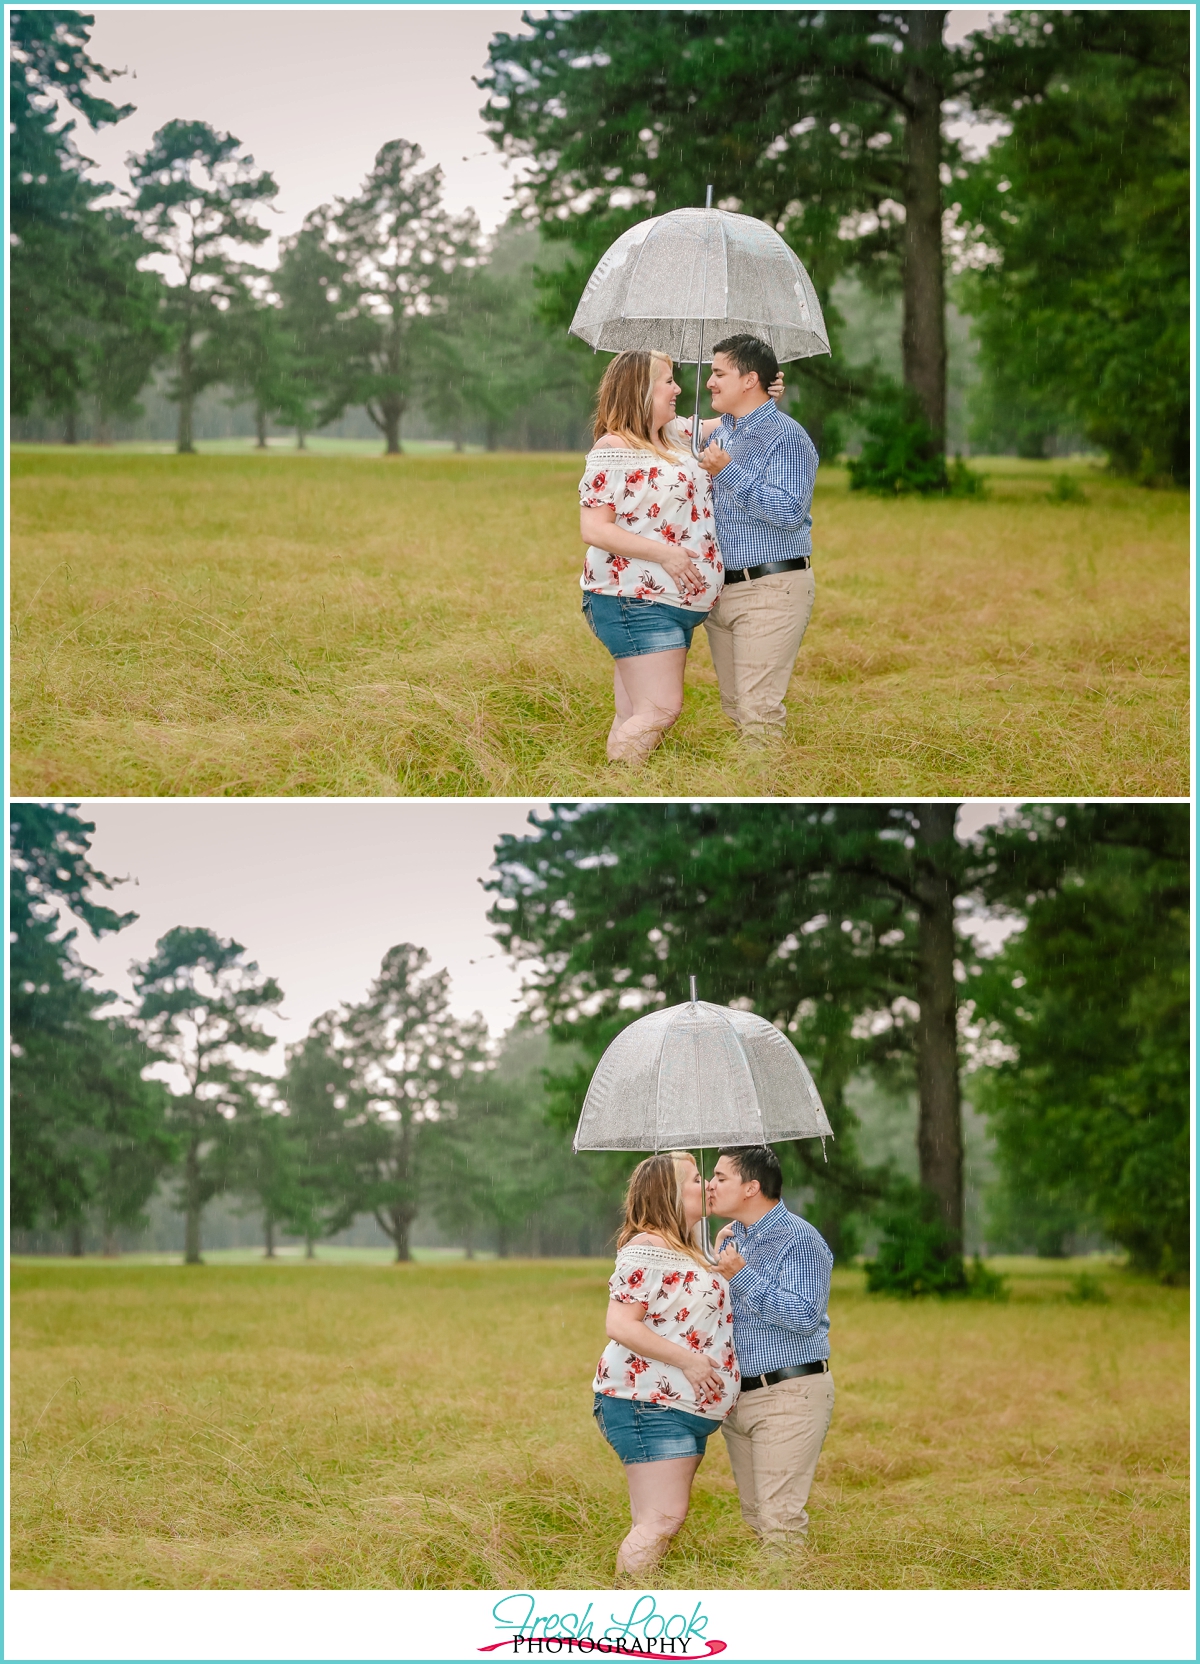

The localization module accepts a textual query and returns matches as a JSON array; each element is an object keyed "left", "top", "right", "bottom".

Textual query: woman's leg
[
  {"left": 616, "top": 1454, "right": 702, "bottom": 1578},
  {"left": 608, "top": 649, "right": 688, "bottom": 763}
]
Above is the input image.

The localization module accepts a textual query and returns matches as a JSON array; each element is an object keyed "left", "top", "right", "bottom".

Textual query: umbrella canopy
[
  {"left": 573, "top": 997, "right": 833, "bottom": 1154},
  {"left": 568, "top": 207, "right": 830, "bottom": 366}
]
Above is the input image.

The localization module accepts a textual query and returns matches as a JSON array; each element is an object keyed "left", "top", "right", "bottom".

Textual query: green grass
[
  {"left": 9, "top": 1256, "right": 1188, "bottom": 1589},
  {"left": 10, "top": 449, "right": 1189, "bottom": 796}
]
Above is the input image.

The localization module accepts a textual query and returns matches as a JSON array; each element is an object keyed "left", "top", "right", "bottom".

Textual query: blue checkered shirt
[
  {"left": 708, "top": 400, "right": 819, "bottom": 570},
  {"left": 726, "top": 1202, "right": 833, "bottom": 1376}
]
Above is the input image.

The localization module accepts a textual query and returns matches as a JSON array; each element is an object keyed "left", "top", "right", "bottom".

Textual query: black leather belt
[
  {"left": 723, "top": 556, "right": 811, "bottom": 584},
  {"left": 740, "top": 1360, "right": 829, "bottom": 1392}
]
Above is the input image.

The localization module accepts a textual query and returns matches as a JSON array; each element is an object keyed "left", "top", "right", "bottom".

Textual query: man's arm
[
  {"left": 704, "top": 429, "right": 817, "bottom": 532},
  {"left": 724, "top": 1233, "right": 830, "bottom": 1336}
]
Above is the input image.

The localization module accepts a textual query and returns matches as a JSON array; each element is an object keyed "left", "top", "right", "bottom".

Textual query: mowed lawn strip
[
  {"left": 10, "top": 450, "right": 1189, "bottom": 797},
  {"left": 10, "top": 1259, "right": 1188, "bottom": 1590}
]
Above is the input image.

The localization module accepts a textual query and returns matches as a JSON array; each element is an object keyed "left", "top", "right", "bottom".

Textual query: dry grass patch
[
  {"left": 9, "top": 1257, "right": 1188, "bottom": 1590},
  {"left": 10, "top": 449, "right": 1188, "bottom": 796}
]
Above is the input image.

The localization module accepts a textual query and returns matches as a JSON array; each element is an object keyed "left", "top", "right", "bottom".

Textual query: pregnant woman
[
  {"left": 579, "top": 351, "right": 722, "bottom": 764},
  {"left": 593, "top": 1151, "right": 740, "bottom": 1584}
]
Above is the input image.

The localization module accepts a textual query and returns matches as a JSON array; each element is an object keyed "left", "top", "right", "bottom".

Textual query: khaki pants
[
  {"left": 703, "top": 568, "right": 816, "bottom": 733},
  {"left": 722, "top": 1371, "right": 835, "bottom": 1541}
]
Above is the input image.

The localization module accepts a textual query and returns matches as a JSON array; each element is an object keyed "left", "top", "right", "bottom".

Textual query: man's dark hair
[
  {"left": 718, "top": 1144, "right": 783, "bottom": 1201},
  {"left": 712, "top": 334, "right": 779, "bottom": 393}
]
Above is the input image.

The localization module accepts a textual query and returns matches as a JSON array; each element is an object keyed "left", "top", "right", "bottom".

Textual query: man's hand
[
  {"left": 716, "top": 1244, "right": 746, "bottom": 1278},
  {"left": 767, "top": 373, "right": 786, "bottom": 402},
  {"left": 698, "top": 443, "right": 732, "bottom": 478}
]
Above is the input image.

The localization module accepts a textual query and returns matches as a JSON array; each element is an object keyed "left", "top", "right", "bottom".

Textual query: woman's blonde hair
[
  {"left": 592, "top": 349, "right": 686, "bottom": 460},
  {"left": 616, "top": 1151, "right": 708, "bottom": 1267}
]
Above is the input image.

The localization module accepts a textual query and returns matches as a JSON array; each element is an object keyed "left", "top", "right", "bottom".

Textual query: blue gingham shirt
[
  {"left": 708, "top": 400, "right": 819, "bottom": 569},
  {"left": 726, "top": 1202, "right": 833, "bottom": 1376}
]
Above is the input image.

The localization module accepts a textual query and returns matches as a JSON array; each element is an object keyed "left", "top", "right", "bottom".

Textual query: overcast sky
[
  {"left": 70, "top": 800, "right": 1007, "bottom": 1076},
  {"left": 73, "top": 7, "right": 1006, "bottom": 264}
]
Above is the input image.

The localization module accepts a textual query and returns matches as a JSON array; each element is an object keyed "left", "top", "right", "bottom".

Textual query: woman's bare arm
[
  {"left": 580, "top": 505, "right": 706, "bottom": 599},
  {"left": 605, "top": 1300, "right": 724, "bottom": 1397}
]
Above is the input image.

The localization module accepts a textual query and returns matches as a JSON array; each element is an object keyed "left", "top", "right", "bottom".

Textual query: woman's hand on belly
[{"left": 655, "top": 546, "right": 707, "bottom": 599}]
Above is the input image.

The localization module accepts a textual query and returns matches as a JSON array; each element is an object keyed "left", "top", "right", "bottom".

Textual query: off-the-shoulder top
[
  {"left": 578, "top": 419, "right": 723, "bottom": 611},
  {"left": 592, "top": 1242, "right": 740, "bottom": 1421}
]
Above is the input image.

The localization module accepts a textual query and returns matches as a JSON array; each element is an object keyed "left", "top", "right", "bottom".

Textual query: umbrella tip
[
  {"left": 689, "top": 974, "right": 698, "bottom": 1003},
  {"left": 705, "top": 184, "right": 713, "bottom": 209}
]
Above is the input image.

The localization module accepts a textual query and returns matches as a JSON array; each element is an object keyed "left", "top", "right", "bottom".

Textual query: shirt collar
[
  {"left": 720, "top": 399, "right": 776, "bottom": 436},
  {"left": 736, "top": 1201, "right": 789, "bottom": 1241}
]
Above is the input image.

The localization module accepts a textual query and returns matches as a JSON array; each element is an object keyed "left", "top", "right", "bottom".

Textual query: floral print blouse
[
  {"left": 578, "top": 420, "right": 723, "bottom": 611},
  {"left": 593, "top": 1243, "right": 740, "bottom": 1422}
]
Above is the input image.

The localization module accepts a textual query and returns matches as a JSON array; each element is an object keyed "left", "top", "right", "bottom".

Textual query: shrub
[
  {"left": 847, "top": 390, "right": 949, "bottom": 497},
  {"left": 864, "top": 1190, "right": 967, "bottom": 1297},
  {"left": 1066, "top": 1271, "right": 1110, "bottom": 1304},
  {"left": 965, "top": 1256, "right": 1009, "bottom": 1301},
  {"left": 947, "top": 456, "right": 987, "bottom": 498},
  {"left": 1048, "top": 473, "right": 1087, "bottom": 504}
]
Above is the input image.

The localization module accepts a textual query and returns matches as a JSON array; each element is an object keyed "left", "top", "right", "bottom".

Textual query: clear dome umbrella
[
  {"left": 574, "top": 978, "right": 833, "bottom": 1252},
  {"left": 569, "top": 194, "right": 831, "bottom": 457}
]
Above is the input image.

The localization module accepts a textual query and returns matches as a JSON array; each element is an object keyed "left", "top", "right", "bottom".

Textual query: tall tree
[
  {"left": 333, "top": 944, "right": 489, "bottom": 1260},
  {"left": 274, "top": 221, "right": 347, "bottom": 448},
  {"left": 131, "top": 927, "right": 282, "bottom": 1264},
  {"left": 9, "top": 802, "right": 171, "bottom": 1248},
  {"left": 306, "top": 140, "right": 482, "bottom": 454},
  {"left": 9, "top": 10, "right": 163, "bottom": 433},
  {"left": 127, "top": 120, "right": 278, "bottom": 454},
  {"left": 959, "top": 11, "right": 1188, "bottom": 482},
  {"left": 481, "top": 11, "right": 959, "bottom": 447},
  {"left": 973, "top": 804, "right": 1189, "bottom": 1277},
  {"left": 487, "top": 804, "right": 1093, "bottom": 1259},
  {"left": 277, "top": 1021, "right": 366, "bottom": 1254}
]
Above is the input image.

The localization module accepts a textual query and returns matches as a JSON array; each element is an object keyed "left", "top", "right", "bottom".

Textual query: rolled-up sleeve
[
  {"left": 713, "top": 429, "right": 817, "bottom": 532},
  {"left": 727, "top": 1235, "right": 830, "bottom": 1336}
]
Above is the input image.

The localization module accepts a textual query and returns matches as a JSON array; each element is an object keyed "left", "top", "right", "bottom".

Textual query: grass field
[
  {"left": 10, "top": 448, "right": 1189, "bottom": 797},
  {"left": 10, "top": 1256, "right": 1188, "bottom": 1590}
]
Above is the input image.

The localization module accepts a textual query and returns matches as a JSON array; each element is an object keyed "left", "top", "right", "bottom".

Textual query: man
[
  {"left": 708, "top": 1145, "right": 834, "bottom": 1545},
  {"left": 697, "top": 335, "right": 819, "bottom": 740}
]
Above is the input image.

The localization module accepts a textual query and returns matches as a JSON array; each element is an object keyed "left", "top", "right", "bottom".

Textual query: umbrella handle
[
  {"left": 691, "top": 186, "right": 713, "bottom": 461},
  {"left": 691, "top": 325, "right": 704, "bottom": 460}
]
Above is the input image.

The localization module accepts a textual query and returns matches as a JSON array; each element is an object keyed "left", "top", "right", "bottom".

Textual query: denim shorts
[
  {"left": 593, "top": 1393, "right": 717, "bottom": 1465},
  {"left": 582, "top": 592, "right": 702, "bottom": 660}
]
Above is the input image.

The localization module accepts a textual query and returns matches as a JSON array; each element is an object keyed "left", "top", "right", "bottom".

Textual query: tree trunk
[
  {"left": 64, "top": 409, "right": 79, "bottom": 446},
  {"left": 913, "top": 801, "right": 964, "bottom": 1254},
  {"left": 177, "top": 334, "right": 197, "bottom": 455},
  {"left": 296, "top": 426, "right": 308, "bottom": 451},
  {"left": 486, "top": 420, "right": 500, "bottom": 453},
  {"left": 103, "top": 1225, "right": 120, "bottom": 1258},
  {"left": 183, "top": 1138, "right": 204, "bottom": 1264},
  {"left": 902, "top": 10, "right": 948, "bottom": 450},
  {"left": 264, "top": 1215, "right": 276, "bottom": 1258},
  {"left": 255, "top": 402, "right": 269, "bottom": 450},
  {"left": 305, "top": 1231, "right": 316, "bottom": 1260},
  {"left": 383, "top": 408, "right": 403, "bottom": 456},
  {"left": 69, "top": 1221, "right": 85, "bottom": 1257},
  {"left": 497, "top": 1224, "right": 510, "bottom": 1259}
]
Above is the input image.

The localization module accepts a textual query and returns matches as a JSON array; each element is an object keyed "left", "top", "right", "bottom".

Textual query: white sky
[
  {"left": 71, "top": 6, "right": 1007, "bottom": 266},
  {"left": 75, "top": 800, "right": 549, "bottom": 1070},
  {"left": 70, "top": 800, "right": 1007, "bottom": 1077}
]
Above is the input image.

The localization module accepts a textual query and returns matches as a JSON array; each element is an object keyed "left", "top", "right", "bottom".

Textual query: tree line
[
  {"left": 483, "top": 7, "right": 1188, "bottom": 484},
  {"left": 487, "top": 802, "right": 1189, "bottom": 1282},
  {"left": 10, "top": 12, "right": 592, "bottom": 456},
  {"left": 12, "top": 802, "right": 1188, "bottom": 1281},
  {"left": 10, "top": 804, "right": 612, "bottom": 1262},
  {"left": 12, "top": 11, "right": 1188, "bottom": 476}
]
